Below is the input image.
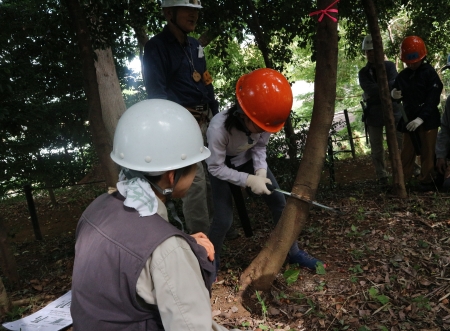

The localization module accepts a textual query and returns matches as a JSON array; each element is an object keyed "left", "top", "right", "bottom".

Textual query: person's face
[
  {"left": 171, "top": 164, "right": 197, "bottom": 198},
  {"left": 365, "top": 49, "right": 374, "bottom": 63},
  {"left": 406, "top": 61, "right": 421, "bottom": 71},
  {"left": 242, "top": 114, "right": 265, "bottom": 134},
  {"left": 169, "top": 6, "right": 199, "bottom": 33}
]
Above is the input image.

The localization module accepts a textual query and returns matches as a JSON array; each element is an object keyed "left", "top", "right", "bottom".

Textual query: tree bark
[
  {"left": 239, "top": 0, "right": 339, "bottom": 292},
  {"left": 245, "top": 0, "right": 273, "bottom": 69},
  {"left": 94, "top": 48, "right": 127, "bottom": 144},
  {"left": 198, "top": 29, "right": 218, "bottom": 48},
  {"left": 65, "top": 0, "right": 118, "bottom": 188},
  {"left": 0, "top": 216, "right": 19, "bottom": 286},
  {"left": 361, "top": 0, "right": 407, "bottom": 198}
]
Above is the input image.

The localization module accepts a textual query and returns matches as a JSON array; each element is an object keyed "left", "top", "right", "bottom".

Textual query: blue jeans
[{"left": 208, "top": 160, "right": 285, "bottom": 276}]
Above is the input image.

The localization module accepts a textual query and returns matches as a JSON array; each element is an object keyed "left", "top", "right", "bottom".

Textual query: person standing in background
[
  {"left": 435, "top": 55, "right": 450, "bottom": 189},
  {"left": 391, "top": 36, "right": 443, "bottom": 191},
  {"left": 143, "top": 0, "right": 218, "bottom": 235},
  {"left": 359, "top": 35, "right": 403, "bottom": 186}
]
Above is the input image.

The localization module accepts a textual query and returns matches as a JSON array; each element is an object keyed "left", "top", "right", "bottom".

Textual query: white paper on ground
[{"left": 2, "top": 291, "right": 72, "bottom": 331}]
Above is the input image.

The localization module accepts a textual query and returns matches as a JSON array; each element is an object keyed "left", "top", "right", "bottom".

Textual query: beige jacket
[{"left": 136, "top": 198, "right": 228, "bottom": 331}]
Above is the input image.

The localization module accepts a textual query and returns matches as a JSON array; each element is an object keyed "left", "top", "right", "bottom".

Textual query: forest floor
[{"left": 1, "top": 154, "right": 450, "bottom": 331}]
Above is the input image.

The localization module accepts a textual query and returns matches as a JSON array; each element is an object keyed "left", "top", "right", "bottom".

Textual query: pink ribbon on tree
[{"left": 309, "top": 0, "right": 340, "bottom": 22}]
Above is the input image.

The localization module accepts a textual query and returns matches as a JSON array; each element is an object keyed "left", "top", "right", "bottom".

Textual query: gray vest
[{"left": 70, "top": 193, "right": 214, "bottom": 331}]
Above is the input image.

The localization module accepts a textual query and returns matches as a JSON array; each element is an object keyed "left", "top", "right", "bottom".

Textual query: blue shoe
[{"left": 288, "top": 250, "right": 326, "bottom": 270}]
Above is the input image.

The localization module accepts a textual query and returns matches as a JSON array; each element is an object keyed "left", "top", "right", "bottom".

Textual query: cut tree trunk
[
  {"left": 65, "top": 0, "right": 118, "bottom": 188},
  {"left": 239, "top": 0, "right": 339, "bottom": 292},
  {"left": 361, "top": 0, "right": 407, "bottom": 198},
  {"left": 94, "top": 47, "right": 127, "bottom": 144}
]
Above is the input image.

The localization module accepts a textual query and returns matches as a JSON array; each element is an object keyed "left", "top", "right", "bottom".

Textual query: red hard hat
[
  {"left": 400, "top": 36, "right": 427, "bottom": 64},
  {"left": 235, "top": 68, "right": 293, "bottom": 133}
]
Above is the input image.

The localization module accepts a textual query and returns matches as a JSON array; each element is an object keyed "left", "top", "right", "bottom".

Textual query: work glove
[
  {"left": 391, "top": 88, "right": 402, "bottom": 99},
  {"left": 190, "top": 232, "right": 215, "bottom": 261},
  {"left": 246, "top": 174, "right": 272, "bottom": 195},
  {"left": 406, "top": 117, "right": 423, "bottom": 131},
  {"left": 255, "top": 168, "right": 267, "bottom": 178}
]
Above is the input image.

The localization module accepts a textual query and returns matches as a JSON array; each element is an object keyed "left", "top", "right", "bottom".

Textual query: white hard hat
[
  {"left": 362, "top": 35, "right": 373, "bottom": 51},
  {"left": 110, "top": 99, "right": 210, "bottom": 173},
  {"left": 161, "top": 0, "right": 202, "bottom": 8}
]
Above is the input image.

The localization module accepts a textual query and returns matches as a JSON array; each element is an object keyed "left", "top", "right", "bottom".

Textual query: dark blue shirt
[
  {"left": 393, "top": 62, "right": 443, "bottom": 130},
  {"left": 143, "top": 25, "right": 218, "bottom": 115}
]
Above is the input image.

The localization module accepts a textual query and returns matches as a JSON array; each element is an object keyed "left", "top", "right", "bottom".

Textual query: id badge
[{"left": 198, "top": 45, "right": 204, "bottom": 58}]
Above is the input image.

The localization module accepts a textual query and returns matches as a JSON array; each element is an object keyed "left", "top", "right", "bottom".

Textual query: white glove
[
  {"left": 391, "top": 88, "right": 402, "bottom": 99},
  {"left": 246, "top": 175, "right": 272, "bottom": 195},
  {"left": 406, "top": 117, "right": 424, "bottom": 131},
  {"left": 255, "top": 168, "right": 267, "bottom": 178}
]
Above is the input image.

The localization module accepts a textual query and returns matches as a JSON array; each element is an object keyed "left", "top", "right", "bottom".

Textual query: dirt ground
[{"left": 1, "top": 154, "right": 450, "bottom": 331}]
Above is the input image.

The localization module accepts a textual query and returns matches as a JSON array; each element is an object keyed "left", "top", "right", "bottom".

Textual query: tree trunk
[
  {"left": 198, "top": 30, "right": 218, "bottom": 48},
  {"left": 283, "top": 114, "right": 299, "bottom": 164},
  {"left": 0, "top": 277, "right": 11, "bottom": 317},
  {"left": 362, "top": 0, "right": 407, "bottom": 198},
  {"left": 94, "top": 48, "right": 127, "bottom": 143},
  {"left": 239, "top": 0, "right": 338, "bottom": 292},
  {"left": 65, "top": 0, "right": 118, "bottom": 188},
  {"left": 245, "top": 0, "right": 273, "bottom": 69},
  {"left": 46, "top": 183, "right": 58, "bottom": 206},
  {"left": 128, "top": 0, "right": 149, "bottom": 85},
  {"left": 0, "top": 216, "right": 19, "bottom": 286}
]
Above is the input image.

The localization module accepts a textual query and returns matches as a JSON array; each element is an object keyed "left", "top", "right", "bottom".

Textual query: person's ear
[{"left": 166, "top": 170, "right": 175, "bottom": 186}]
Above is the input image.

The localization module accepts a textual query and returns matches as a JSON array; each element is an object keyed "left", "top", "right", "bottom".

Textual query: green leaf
[
  {"left": 283, "top": 268, "right": 300, "bottom": 285},
  {"left": 316, "top": 262, "right": 327, "bottom": 275}
]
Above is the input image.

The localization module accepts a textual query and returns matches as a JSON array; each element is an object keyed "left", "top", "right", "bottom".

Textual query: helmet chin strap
[
  {"left": 147, "top": 169, "right": 186, "bottom": 232},
  {"left": 170, "top": 7, "right": 190, "bottom": 36},
  {"left": 123, "top": 168, "right": 187, "bottom": 232}
]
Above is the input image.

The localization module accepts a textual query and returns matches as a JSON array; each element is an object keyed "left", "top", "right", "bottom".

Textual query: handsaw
[{"left": 266, "top": 184, "right": 342, "bottom": 214}]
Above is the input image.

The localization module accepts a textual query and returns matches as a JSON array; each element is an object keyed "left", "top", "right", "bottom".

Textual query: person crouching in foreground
[{"left": 70, "top": 99, "right": 233, "bottom": 331}]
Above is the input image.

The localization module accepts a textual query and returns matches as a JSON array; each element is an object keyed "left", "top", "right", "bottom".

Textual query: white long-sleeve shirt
[{"left": 206, "top": 111, "right": 271, "bottom": 186}]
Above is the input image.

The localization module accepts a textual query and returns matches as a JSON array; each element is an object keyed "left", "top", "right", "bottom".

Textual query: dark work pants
[{"left": 208, "top": 161, "right": 285, "bottom": 275}]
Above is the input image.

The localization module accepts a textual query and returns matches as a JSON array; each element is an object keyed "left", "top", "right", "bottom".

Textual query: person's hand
[
  {"left": 190, "top": 232, "right": 215, "bottom": 261},
  {"left": 391, "top": 88, "right": 402, "bottom": 99},
  {"left": 406, "top": 117, "right": 424, "bottom": 131},
  {"left": 246, "top": 175, "right": 272, "bottom": 195},
  {"left": 436, "top": 158, "right": 447, "bottom": 175},
  {"left": 255, "top": 168, "right": 267, "bottom": 178}
]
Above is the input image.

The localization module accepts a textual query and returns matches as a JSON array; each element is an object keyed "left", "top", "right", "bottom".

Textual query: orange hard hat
[
  {"left": 400, "top": 36, "right": 427, "bottom": 64},
  {"left": 235, "top": 68, "right": 293, "bottom": 133}
]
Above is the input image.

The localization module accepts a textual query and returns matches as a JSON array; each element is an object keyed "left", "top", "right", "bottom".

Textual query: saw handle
[{"left": 265, "top": 183, "right": 276, "bottom": 192}]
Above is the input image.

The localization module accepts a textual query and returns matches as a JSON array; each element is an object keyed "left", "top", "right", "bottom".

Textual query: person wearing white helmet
[
  {"left": 435, "top": 55, "right": 450, "bottom": 190},
  {"left": 358, "top": 35, "right": 403, "bottom": 186},
  {"left": 70, "top": 99, "right": 233, "bottom": 331},
  {"left": 143, "top": 0, "right": 219, "bottom": 236}
]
